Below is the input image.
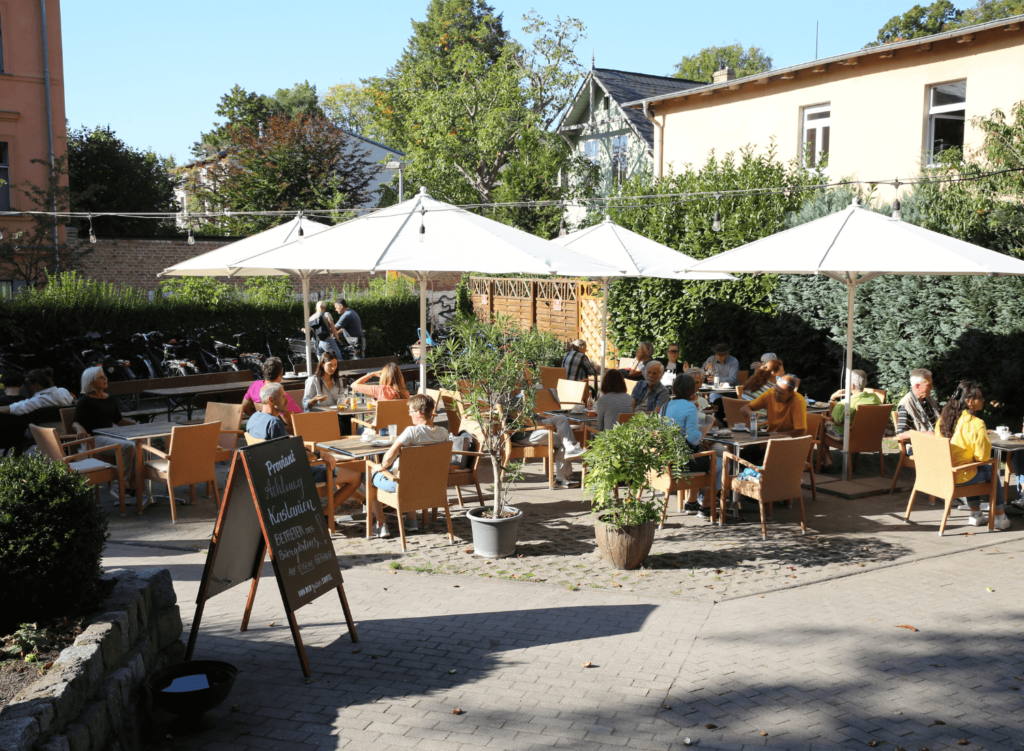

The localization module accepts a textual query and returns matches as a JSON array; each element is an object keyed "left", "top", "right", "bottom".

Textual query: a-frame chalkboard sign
[{"left": 185, "top": 436, "right": 357, "bottom": 677}]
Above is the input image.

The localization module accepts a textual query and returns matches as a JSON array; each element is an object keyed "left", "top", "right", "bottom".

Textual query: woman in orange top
[
  {"left": 351, "top": 362, "right": 409, "bottom": 401},
  {"left": 938, "top": 380, "right": 1009, "bottom": 530}
]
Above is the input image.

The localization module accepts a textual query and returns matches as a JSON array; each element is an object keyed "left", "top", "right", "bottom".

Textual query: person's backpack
[
  {"left": 309, "top": 311, "right": 331, "bottom": 341},
  {"left": 450, "top": 430, "right": 476, "bottom": 470}
]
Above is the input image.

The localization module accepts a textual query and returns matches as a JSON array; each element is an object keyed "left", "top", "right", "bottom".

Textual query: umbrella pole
[
  {"left": 600, "top": 277, "right": 609, "bottom": 389},
  {"left": 419, "top": 275, "right": 427, "bottom": 394},
  {"left": 302, "top": 274, "right": 313, "bottom": 375},
  {"left": 841, "top": 281, "right": 855, "bottom": 481}
]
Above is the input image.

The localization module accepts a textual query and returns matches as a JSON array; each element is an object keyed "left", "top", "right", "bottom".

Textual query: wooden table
[
  {"left": 316, "top": 437, "right": 392, "bottom": 460},
  {"left": 142, "top": 383, "right": 252, "bottom": 420},
  {"left": 987, "top": 431, "right": 1024, "bottom": 499},
  {"left": 93, "top": 421, "right": 202, "bottom": 515}
]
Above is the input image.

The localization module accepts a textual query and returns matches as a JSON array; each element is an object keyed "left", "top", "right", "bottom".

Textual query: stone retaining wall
[{"left": 0, "top": 568, "right": 185, "bottom": 751}]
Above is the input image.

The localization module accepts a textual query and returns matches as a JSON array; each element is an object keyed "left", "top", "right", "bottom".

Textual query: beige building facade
[{"left": 628, "top": 15, "right": 1024, "bottom": 202}]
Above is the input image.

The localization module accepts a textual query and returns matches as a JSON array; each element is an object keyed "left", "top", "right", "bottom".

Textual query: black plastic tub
[{"left": 147, "top": 660, "right": 238, "bottom": 717}]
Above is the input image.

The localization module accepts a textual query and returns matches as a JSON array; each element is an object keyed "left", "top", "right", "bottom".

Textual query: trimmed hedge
[{"left": 0, "top": 454, "right": 109, "bottom": 634}]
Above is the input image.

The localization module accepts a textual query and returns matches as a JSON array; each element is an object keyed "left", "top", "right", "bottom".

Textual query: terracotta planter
[{"left": 594, "top": 514, "right": 656, "bottom": 570}]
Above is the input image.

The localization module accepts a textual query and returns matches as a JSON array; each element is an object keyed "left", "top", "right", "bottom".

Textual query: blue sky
[{"left": 64, "top": 0, "right": 915, "bottom": 164}]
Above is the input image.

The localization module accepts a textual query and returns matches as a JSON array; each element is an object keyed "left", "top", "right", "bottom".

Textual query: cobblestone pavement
[
  {"left": 107, "top": 534, "right": 1024, "bottom": 751},
  {"left": 105, "top": 450, "right": 1024, "bottom": 602}
]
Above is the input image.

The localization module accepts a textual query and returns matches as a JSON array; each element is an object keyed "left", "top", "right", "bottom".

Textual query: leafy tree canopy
[
  {"left": 67, "top": 125, "right": 179, "bottom": 237},
  {"left": 867, "top": 0, "right": 1024, "bottom": 47},
  {"left": 671, "top": 43, "right": 772, "bottom": 82},
  {"left": 192, "top": 81, "right": 323, "bottom": 159},
  {"left": 321, "top": 82, "right": 382, "bottom": 140},
  {"left": 960, "top": 0, "right": 1024, "bottom": 24}
]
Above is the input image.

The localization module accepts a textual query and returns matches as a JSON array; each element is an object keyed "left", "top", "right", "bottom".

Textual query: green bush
[{"left": 0, "top": 455, "right": 109, "bottom": 634}]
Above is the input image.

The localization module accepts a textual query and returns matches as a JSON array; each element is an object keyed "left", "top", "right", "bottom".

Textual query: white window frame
[
  {"left": 611, "top": 135, "right": 628, "bottom": 186},
  {"left": 583, "top": 139, "right": 599, "bottom": 165},
  {"left": 801, "top": 103, "right": 831, "bottom": 172},
  {"left": 927, "top": 80, "right": 966, "bottom": 167}
]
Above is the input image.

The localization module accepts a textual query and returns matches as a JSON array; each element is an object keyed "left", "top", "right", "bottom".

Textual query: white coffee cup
[
  {"left": 360, "top": 431, "right": 374, "bottom": 443},
  {"left": 996, "top": 425, "right": 1010, "bottom": 438}
]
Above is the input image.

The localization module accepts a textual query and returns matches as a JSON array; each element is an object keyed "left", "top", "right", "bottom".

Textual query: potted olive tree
[
  {"left": 582, "top": 412, "right": 691, "bottom": 569},
  {"left": 429, "top": 313, "right": 563, "bottom": 558}
]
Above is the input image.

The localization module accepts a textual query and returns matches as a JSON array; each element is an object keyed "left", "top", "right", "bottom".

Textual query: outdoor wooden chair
[
  {"left": 292, "top": 410, "right": 366, "bottom": 533},
  {"left": 906, "top": 432, "right": 997, "bottom": 535},
  {"left": 503, "top": 411, "right": 557, "bottom": 488},
  {"left": 819, "top": 403, "right": 892, "bottom": 476},
  {"left": 720, "top": 435, "right": 812, "bottom": 541},
  {"left": 722, "top": 397, "right": 747, "bottom": 428},
  {"left": 803, "top": 413, "right": 823, "bottom": 502},
  {"left": 889, "top": 410, "right": 925, "bottom": 498},
  {"left": 204, "top": 402, "right": 245, "bottom": 463},
  {"left": 59, "top": 407, "right": 78, "bottom": 440},
  {"left": 556, "top": 378, "right": 589, "bottom": 406},
  {"left": 366, "top": 441, "right": 455, "bottom": 551},
  {"left": 443, "top": 415, "right": 486, "bottom": 508},
  {"left": 441, "top": 395, "right": 463, "bottom": 436},
  {"left": 30, "top": 424, "right": 127, "bottom": 516},
  {"left": 649, "top": 451, "right": 717, "bottom": 528},
  {"left": 352, "top": 398, "right": 413, "bottom": 437},
  {"left": 140, "top": 421, "right": 222, "bottom": 523},
  {"left": 617, "top": 357, "right": 637, "bottom": 373},
  {"left": 534, "top": 388, "right": 562, "bottom": 414},
  {"left": 540, "top": 366, "right": 567, "bottom": 391},
  {"left": 736, "top": 370, "right": 749, "bottom": 386},
  {"left": 735, "top": 385, "right": 745, "bottom": 398}
]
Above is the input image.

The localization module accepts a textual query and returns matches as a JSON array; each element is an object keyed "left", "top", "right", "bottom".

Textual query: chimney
[{"left": 712, "top": 67, "right": 736, "bottom": 84}]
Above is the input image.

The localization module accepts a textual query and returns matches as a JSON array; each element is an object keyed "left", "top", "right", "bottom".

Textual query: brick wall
[{"left": 68, "top": 229, "right": 462, "bottom": 294}]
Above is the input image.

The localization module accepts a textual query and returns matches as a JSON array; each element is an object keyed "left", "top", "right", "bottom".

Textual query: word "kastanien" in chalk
[{"left": 268, "top": 498, "right": 317, "bottom": 526}]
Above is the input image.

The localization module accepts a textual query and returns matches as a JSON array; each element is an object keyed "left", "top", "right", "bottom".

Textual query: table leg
[
  {"left": 136, "top": 438, "right": 146, "bottom": 515},
  {"left": 185, "top": 396, "right": 195, "bottom": 421}
]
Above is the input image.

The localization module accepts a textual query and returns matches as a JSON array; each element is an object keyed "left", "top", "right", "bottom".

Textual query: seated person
[
  {"left": 937, "top": 381, "right": 1009, "bottom": 530},
  {"left": 656, "top": 344, "right": 689, "bottom": 384},
  {"left": 702, "top": 343, "right": 739, "bottom": 386},
  {"left": 749, "top": 352, "right": 778, "bottom": 372},
  {"left": 367, "top": 394, "right": 449, "bottom": 537},
  {"left": 0, "top": 367, "right": 74, "bottom": 449},
  {"left": 72, "top": 366, "right": 137, "bottom": 494},
  {"left": 660, "top": 374, "right": 716, "bottom": 518},
  {"left": 624, "top": 342, "right": 654, "bottom": 378},
  {"left": 895, "top": 368, "right": 941, "bottom": 455},
  {"left": 738, "top": 375, "right": 806, "bottom": 464},
  {"left": 351, "top": 363, "right": 409, "bottom": 402},
  {"left": 593, "top": 370, "right": 634, "bottom": 432},
  {"left": 242, "top": 357, "right": 302, "bottom": 417},
  {"left": 826, "top": 369, "right": 880, "bottom": 438},
  {"left": 562, "top": 339, "right": 598, "bottom": 383},
  {"left": 303, "top": 351, "right": 344, "bottom": 411},
  {"left": 741, "top": 359, "right": 784, "bottom": 402},
  {"left": 685, "top": 368, "right": 712, "bottom": 411},
  {"left": 631, "top": 361, "right": 670, "bottom": 413},
  {"left": 247, "top": 382, "right": 362, "bottom": 512},
  {"left": 506, "top": 392, "right": 585, "bottom": 489}
]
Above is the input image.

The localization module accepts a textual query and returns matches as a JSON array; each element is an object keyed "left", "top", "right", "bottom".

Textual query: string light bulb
[
  {"left": 297, "top": 210, "right": 304, "bottom": 237},
  {"left": 88, "top": 214, "right": 96, "bottom": 244},
  {"left": 187, "top": 227, "right": 195, "bottom": 245},
  {"left": 892, "top": 180, "right": 902, "bottom": 221},
  {"left": 0, "top": 229, "right": 4, "bottom": 240},
  {"left": 711, "top": 194, "right": 722, "bottom": 233},
  {"left": 419, "top": 207, "right": 426, "bottom": 243}
]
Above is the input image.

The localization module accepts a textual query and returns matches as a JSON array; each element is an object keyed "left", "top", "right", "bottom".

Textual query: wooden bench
[{"left": 106, "top": 371, "right": 254, "bottom": 422}]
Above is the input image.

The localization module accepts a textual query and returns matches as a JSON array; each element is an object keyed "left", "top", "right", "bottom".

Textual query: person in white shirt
[
  {"left": 0, "top": 368, "right": 74, "bottom": 417},
  {"left": 367, "top": 393, "right": 449, "bottom": 538}
]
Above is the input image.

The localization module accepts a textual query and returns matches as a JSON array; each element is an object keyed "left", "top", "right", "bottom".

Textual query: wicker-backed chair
[
  {"left": 445, "top": 414, "right": 486, "bottom": 508},
  {"left": 803, "top": 413, "right": 823, "bottom": 502},
  {"left": 906, "top": 431, "right": 997, "bottom": 535},
  {"left": 534, "top": 388, "right": 561, "bottom": 414},
  {"left": 140, "top": 421, "right": 222, "bottom": 523},
  {"left": 819, "top": 403, "right": 893, "bottom": 476},
  {"left": 292, "top": 410, "right": 366, "bottom": 532},
  {"left": 556, "top": 378, "right": 589, "bottom": 406},
  {"left": 888, "top": 411, "right": 925, "bottom": 498},
  {"left": 736, "top": 370, "right": 749, "bottom": 386},
  {"left": 720, "top": 436, "right": 812, "bottom": 541},
  {"left": 205, "top": 402, "right": 245, "bottom": 462},
  {"left": 352, "top": 398, "right": 413, "bottom": 437},
  {"left": 722, "top": 397, "right": 747, "bottom": 427},
  {"left": 540, "top": 367, "right": 567, "bottom": 391},
  {"left": 366, "top": 441, "right": 455, "bottom": 551},
  {"left": 30, "top": 424, "right": 126, "bottom": 516},
  {"left": 617, "top": 357, "right": 637, "bottom": 373},
  {"left": 650, "top": 451, "right": 717, "bottom": 527},
  {"left": 59, "top": 407, "right": 78, "bottom": 440},
  {"left": 735, "top": 385, "right": 745, "bottom": 399}
]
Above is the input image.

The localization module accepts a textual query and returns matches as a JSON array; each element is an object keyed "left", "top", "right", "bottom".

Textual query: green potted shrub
[
  {"left": 582, "top": 412, "right": 691, "bottom": 569},
  {"left": 0, "top": 454, "right": 110, "bottom": 634},
  {"left": 429, "top": 313, "right": 563, "bottom": 558}
]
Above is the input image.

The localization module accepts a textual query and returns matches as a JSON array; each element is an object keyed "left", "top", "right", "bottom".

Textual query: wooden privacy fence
[{"left": 469, "top": 277, "right": 619, "bottom": 363}]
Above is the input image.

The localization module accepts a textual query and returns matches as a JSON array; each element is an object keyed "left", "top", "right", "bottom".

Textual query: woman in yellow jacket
[{"left": 937, "top": 381, "right": 1010, "bottom": 530}]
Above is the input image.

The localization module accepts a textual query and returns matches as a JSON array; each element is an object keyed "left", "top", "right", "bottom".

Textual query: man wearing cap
[
  {"left": 702, "top": 343, "right": 739, "bottom": 386},
  {"left": 562, "top": 339, "right": 597, "bottom": 383}
]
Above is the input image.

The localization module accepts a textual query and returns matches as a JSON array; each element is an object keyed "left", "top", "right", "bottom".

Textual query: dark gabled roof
[{"left": 558, "top": 68, "right": 705, "bottom": 151}]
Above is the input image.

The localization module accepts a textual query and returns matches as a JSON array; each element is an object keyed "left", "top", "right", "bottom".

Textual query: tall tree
[
  {"left": 67, "top": 125, "right": 179, "bottom": 237},
  {"left": 192, "top": 81, "right": 324, "bottom": 159},
  {"left": 321, "top": 82, "right": 381, "bottom": 139},
  {"left": 671, "top": 43, "right": 772, "bottom": 82},
  {"left": 866, "top": 1, "right": 961, "bottom": 46},
  {"left": 182, "top": 112, "right": 377, "bottom": 235},
  {"left": 959, "top": 0, "right": 1024, "bottom": 24},
  {"left": 364, "top": 0, "right": 594, "bottom": 231}
]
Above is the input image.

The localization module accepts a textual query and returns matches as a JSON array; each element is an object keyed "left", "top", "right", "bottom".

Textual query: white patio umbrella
[
  {"left": 160, "top": 214, "right": 334, "bottom": 371},
  {"left": 231, "top": 188, "right": 626, "bottom": 391},
  {"left": 553, "top": 214, "right": 735, "bottom": 381},
  {"left": 684, "top": 198, "right": 1024, "bottom": 479}
]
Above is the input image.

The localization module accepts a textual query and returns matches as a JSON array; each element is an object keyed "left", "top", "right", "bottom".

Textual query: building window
[
  {"left": 0, "top": 12, "right": 5, "bottom": 73},
  {"left": 583, "top": 140, "right": 599, "bottom": 165},
  {"left": 0, "top": 142, "right": 9, "bottom": 211},
  {"left": 611, "top": 135, "right": 628, "bottom": 185},
  {"left": 802, "top": 104, "right": 830, "bottom": 170},
  {"left": 928, "top": 80, "right": 966, "bottom": 165},
  {"left": 0, "top": 281, "right": 11, "bottom": 300}
]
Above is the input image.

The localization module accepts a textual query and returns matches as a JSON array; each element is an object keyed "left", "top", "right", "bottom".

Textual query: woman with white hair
[
  {"left": 825, "top": 369, "right": 880, "bottom": 440},
  {"left": 72, "top": 366, "right": 138, "bottom": 494}
]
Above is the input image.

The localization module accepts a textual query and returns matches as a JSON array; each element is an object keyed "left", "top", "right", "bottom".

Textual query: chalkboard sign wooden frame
[{"left": 185, "top": 436, "right": 358, "bottom": 677}]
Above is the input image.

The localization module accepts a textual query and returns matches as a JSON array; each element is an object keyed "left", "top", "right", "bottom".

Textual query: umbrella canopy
[
  {"left": 684, "top": 198, "right": 1024, "bottom": 478},
  {"left": 553, "top": 215, "right": 735, "bottom": 380},
  {"left": 160, "top": 214, "right": 333, "bottom": 277},
  {"left": 232, "top": 188, "right": 626, "bottom": 390}
]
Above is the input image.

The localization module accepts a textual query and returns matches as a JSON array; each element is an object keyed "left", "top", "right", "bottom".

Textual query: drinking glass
[{"left": 388, "top": 423, "right": 398, "bottom": 438}]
